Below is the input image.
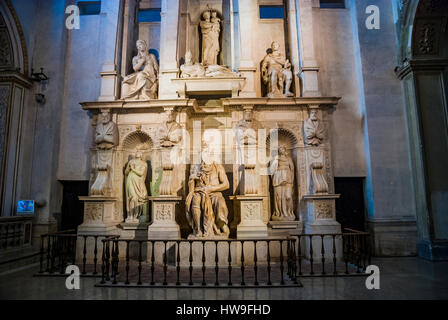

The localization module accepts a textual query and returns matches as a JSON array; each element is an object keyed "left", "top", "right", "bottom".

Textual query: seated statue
[
  {"left": 261, "top": 41, "right": 294, "bottom": 98},
  {"left": 185, "top": 150, "right": 230, "bottom": 238},
  {"left": 122, "top": 40, "right": 159, "bottom": 100}
]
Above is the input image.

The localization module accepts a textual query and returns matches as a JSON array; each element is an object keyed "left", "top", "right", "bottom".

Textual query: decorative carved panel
[
  {"left": 84, "top": 203, "right": 103, "bottom": 222},
  {"left": 315, "top": 201, "right": 333, "bottom": 220}
]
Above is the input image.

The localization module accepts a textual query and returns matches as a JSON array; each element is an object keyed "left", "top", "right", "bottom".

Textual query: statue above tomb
[
  {"left": 200, "top": 10, "right": 220, "bottom": 66},
  {"left": 261, "top": 41, "right": 294, "bottom": 98},
  {"left": 180, "top": 51, "right": 239, "bottom": 78},
  {"left": 122, "top": 40, "right": 159, "bottom": 100}
]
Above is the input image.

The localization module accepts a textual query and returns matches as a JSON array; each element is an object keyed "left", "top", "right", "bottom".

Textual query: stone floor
[{"left": 0, "top": 257, "right": 447, "bottom": 299}]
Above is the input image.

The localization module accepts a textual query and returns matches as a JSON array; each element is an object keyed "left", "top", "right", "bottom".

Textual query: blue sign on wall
[{"left": 17, "top": 200, "right": 35, "bottom": 214}]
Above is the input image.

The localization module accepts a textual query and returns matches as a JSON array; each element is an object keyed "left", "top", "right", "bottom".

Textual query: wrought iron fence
[
  {"left": 34, "top": 228, "right": 371, "bottom": 287},
  {"left": 98, "top": 238, "right": 301, "bottom": 288},
  {"left": 35, "top": 232, "right": 119, "bottom": 276}
]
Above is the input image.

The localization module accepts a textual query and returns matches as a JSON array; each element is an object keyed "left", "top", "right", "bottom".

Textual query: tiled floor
[{"left": 0, "top": 257, "right": 447, "bottom": 299}]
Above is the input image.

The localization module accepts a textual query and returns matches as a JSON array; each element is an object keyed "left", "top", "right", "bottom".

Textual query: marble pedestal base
[
  {"left": 77, "top": 196, "right": 118, "bottom": 234},
  {"left": 147, "top": 196, "right": 182, "bottom": 240},
  {"left": 302, "top": 194, "right": 342, "bottom": 259},
  {"left": 268, "top": 220, "right": 302, "bottom": 237},
  {"left": 233, "top": 196, "right": 268, "bottom": 239}
]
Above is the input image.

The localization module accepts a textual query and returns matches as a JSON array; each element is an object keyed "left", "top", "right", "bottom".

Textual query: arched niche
[
  {"left": 0, "top": 0, "right": 28, "bottom": 74},
  {"left": 120, "top": 130, "right": 155, "bottom": 218},
  {"left": 266, "top": 128, "right": 299, "bottom": 158},
  {"left": 263, "top": 128, "right": 300, "bottom": 220}
]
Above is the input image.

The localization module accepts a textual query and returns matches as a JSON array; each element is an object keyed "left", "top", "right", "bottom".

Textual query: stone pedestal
[
  {"left": 172, "top": 77, "right": 246, "bottom": 98},
  {"left": 233, "top": 196, "right": 268, "bottom": 239},
  {"left": 147, "top": 196, "right": 182, "bottom": 239},
  {"left": 78, "top": 196, "right": 118, "bottom": 234},
  {"left": 303, "top": 194, "right": 342, "bottom": 259},
  {"left": 268, "top": 220, "right": 302, "bottom": 237}
]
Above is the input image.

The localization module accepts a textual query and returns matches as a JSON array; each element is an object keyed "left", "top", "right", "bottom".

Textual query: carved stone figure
[
  {"left": 234, "top": 109, "right": 259, "bottom": 146},
  {"left": 261, "top": 42, "right": 293, "bottom": 98},
  {"left": 200, "top": 11, "right": 220, "bottom": 66},
  {"left": 122, "top": 40, "right": 159, "bottom": 100},
  {"left": 158, "top": 109, "right": 183, "bottom": 196},
  {"left": 94, "top": 109, "right": 118, "bottom": 149},
  {"left": 125, "top": 151, "right": 149, "bottom": 222},
  {"left": 304, "top": 109, "right": 325, "bottom": 146},
  {"left": 270, "top": 145, "right": 295, "bottom": 221},
  {"left": 90, "top": 110, "right": 118, "bottom": 196},
  {"left": 159, "top": 109, "right": 182, "bottom": 148},
  {"left": 180, "top": 51, "right": 238, "bottom": 78},
  {"left": 180, "top": 51, "right": 206, "bottom": 78},
  {"left": 185, "top": 150, "right": 230, "bottom": 238}
]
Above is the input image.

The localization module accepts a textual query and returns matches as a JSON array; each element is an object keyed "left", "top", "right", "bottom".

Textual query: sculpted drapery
[
  {"left": 270, "top": 146, "right": 295, "bottom": 221},
  {"left": 304, "top": 110, "right": 325, "bottom": 146},
  {"left": 186, "top": 161, "right": 230, "bottom": 238},
  {"left": 125, "top": 151, "right": 149, "bottom": 221},
  {"left": 122, "top": 40, "right": 159, "bottom": 100},
  {"left": 200, "top": 11, "right": 220, "bottom": 66}
]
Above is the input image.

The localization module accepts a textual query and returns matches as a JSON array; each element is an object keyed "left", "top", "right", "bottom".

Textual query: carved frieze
[
  {"left": 242, "top": 202, "right": 261, "bottom": 220},
  {"left": 315, "top": 201, "right": 333, "bottom": 220},
  {"left": 155, "top": 203, "right": 174, "bottom": 221},
  {"left": 84, "top": 203, "right": 103, "bottom": 222}
]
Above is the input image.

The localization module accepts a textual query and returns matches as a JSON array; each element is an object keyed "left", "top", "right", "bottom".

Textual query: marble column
[
  {"left": 97, "top": 0, "right": 122, "bottom": 101},
  {"left": 287, "top": 0, "right": 302, "bottom": 97},
  {"left": 158, "top": 0, "right": 180, "bottom": 99},
  {"left": 236, "top": 0, "right": 257, "bottom": 97},
  {"left": 296, "top": 0, "right": 320, "bottom": 97}
]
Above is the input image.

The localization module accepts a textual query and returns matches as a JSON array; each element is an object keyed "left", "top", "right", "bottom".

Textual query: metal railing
[
  {"left": 0, "top": 216, "right": 33, "bottom": 251},
  {"left": 98, "top": 238, "right": 301, "bottom": 288},
  {"left": 36, "top": 231, "right": 119, "bottom": 276},
  {"left": 34, "top": 228, "right": 371, "bottom": 287}
]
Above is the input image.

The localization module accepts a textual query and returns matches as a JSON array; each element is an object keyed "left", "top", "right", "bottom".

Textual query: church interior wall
[
  {"left": 313, "top": 4, "right": 366, "bottom": 178},
  {"left": 0, "top": 0, "right": 433, "bottom": 258}
]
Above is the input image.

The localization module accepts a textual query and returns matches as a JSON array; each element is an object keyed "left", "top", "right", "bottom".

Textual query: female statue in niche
[
  {"left": 125, "top": 150, "right": 149, "bottom": 222},
  {"left": 270, "top": 145, "right": 295, "bottom": 221},
  {"left": 200, "top": 11, "right": 221, "bottom": 66},
  {"left": 122, "top": 40, "right": 159, "bottom": 100}
]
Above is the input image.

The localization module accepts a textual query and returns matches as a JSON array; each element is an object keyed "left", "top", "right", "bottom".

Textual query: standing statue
[
  {"left": 125, "top": 151, "right": 149, "bottom": 222},
  {"left": 261, "top": 41, "right": 294, "bottom": 98},
  {"left": 200, "top": 11, "right": 221, "bottom": 66},
  {"left": 122, "top": 40, "right": 159, "bottom": 100},
  {"left": 185, "top": 150, "right": 230, "bottom": 238},
  {"left": 270, "top": 145, "right": 295, "bottom": 221},
  {"left": 304, "top": 109, "right": 325, "bottom": 146},
  {"left": 90, "top": 110, "right": 118, "bottom": 196}
]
